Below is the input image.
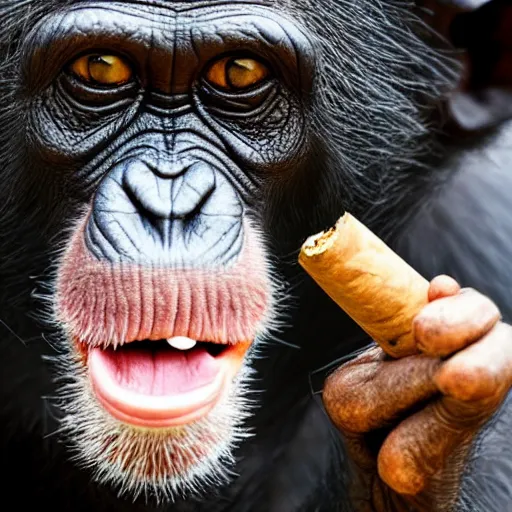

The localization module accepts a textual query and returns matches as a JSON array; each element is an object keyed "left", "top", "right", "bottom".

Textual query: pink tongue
[{"left": 89, "top": 345, "right": 220, "bottom": 396}]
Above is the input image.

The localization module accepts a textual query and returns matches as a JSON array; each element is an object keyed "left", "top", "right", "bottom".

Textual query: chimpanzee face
[
  {"left": 0, "top": 0, "right": 464, "bottom": 506},
  {"left": 17, "top": 0, "right": 315, "bottom": 501}
]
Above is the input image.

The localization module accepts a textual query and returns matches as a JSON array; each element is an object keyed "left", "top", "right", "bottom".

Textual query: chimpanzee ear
[{"left": 443, "top": 0, "right": 512, "bottom": 130}]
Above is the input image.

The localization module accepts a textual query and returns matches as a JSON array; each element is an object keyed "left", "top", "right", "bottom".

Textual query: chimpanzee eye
[
  {"left": 206, "top": 57, "right": 270, "bottom": 91},
  {"left": 70, "top": 54, "right": 133, "bottom": 87}
]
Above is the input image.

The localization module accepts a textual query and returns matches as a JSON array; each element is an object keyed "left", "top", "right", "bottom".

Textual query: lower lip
[{"left": 82, "top": 342, "right": 250, "bottom": 429}]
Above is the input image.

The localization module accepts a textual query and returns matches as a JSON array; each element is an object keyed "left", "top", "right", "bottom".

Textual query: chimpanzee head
[{"left": 0, "top": 0, "right": 455, "bottom": 503}]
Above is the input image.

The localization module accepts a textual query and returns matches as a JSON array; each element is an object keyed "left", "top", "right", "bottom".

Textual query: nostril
[
  {"left": 87, "top": 159, "right": 242, "bottom": 266},
  {"left": 168, "top": 164, "right": 217, "bottom": 221},
  {"left": 179, "top": 184, "right": 216, "bottom": 223},
  {"left": 121, "top": 168, "right": 170, "bottom": 222},
  {"left": 120, "top": 160, "right": 218, "bottom": 223},
  {"left": 122, "top": 180, "right": 163, "bottom": 233}
]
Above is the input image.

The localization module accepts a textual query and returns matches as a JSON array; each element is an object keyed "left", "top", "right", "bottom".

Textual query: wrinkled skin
[
  {"left": 324, "top": 276, "right": 512, "bottom": 511},
  {"left": 1, "top": 1, "right": 512, "bottom": 511}
]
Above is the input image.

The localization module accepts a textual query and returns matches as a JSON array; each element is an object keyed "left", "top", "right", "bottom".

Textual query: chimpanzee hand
[{"left": 323, "top": 275, "right": 512, "bottom": 511}]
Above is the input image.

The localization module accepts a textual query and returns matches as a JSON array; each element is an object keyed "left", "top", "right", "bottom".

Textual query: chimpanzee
[{"left": 1, "top": 0, "right": 512, "bottom": 510}]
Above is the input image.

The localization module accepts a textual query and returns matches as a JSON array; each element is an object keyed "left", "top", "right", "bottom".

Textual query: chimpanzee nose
[
  {"left": 85, "top": 159, "right": 244, "bottom": 267},
  {"left": 122, "top": 160, "right": 216, "bottom": 222}
]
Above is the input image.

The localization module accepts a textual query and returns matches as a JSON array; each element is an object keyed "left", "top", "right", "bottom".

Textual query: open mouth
[
  {"left": 58, "top": 218, "right": 270, "bottom": 433},
  {"left": 79, "top": 337, "right": 251, "bottom": 428}
]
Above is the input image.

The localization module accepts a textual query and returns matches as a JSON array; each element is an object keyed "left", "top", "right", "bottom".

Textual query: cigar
[{"left": 299, "top": 213, "right": 429, "bottom": 358}]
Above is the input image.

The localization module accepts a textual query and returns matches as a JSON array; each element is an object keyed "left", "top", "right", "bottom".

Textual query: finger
[
  {"left": 377, "top": 398, "right": 476, "bottom": 496},
  {"left": 435, "top": 322, "right": 512, "bottom": 402},
  {"left": 427, "top": 275, "right": 461, "bottom": 302},
  {"left": 413, "top": 288, "right": 501, "bottom": 357},
  {"left": 378, "top": 322, "right": 512, "bottom": 496},
  {"left": 323, "top": 349, "right": 440, "bottom": 434}
]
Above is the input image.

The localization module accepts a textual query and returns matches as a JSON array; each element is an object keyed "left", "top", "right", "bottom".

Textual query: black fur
[{"left": 1, "top": 1, "right": 511, "bottom": 511}]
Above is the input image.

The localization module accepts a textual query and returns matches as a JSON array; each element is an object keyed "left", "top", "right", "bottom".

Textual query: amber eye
[
  {"left": 206, "top": 57, "right": 270, "bottom": 91},
  {"left": 70, "top": 54, "right": 133, "bottom": 86}
]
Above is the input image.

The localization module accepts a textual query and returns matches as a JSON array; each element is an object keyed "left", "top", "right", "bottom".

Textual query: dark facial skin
[
  {"left": 8, "top": 0, "right": 328, "bottom": 504},
  {"left": 1, "top": 1, "right": 512, "bottom": 511},
  {"left": 23, "top": 1, "right": 314, "bottom": 234}
]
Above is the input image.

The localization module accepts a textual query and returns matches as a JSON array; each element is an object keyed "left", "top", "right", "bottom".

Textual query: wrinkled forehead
[{"left": 30, "top": 0, "right": 301, "bottom": 39}]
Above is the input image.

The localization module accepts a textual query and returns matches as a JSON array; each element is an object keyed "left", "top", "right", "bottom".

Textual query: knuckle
[
  {"left": 462, "top": 289, "right": 501, "bottom": 317},
  {"left": 413, "top": 307, "right": 444, "bottom": 353},
  {"left": 415, "top": 289, "right": 502, "bottom": 357},
  {"left": 436, "top": 397, "right": 500, "bottom": 429},
  {"left": 413, "top": 308, "right": 437, "bottom": 338},
  {"left": 338, "top": 408, "right": 374, "bottom": 433},
  {"left": 323, "top": 362, "right": 384, "bottom": 433},
  {"left": 322, "top": 390, "right": 371, "bottom": 433},
  {"left": 378, "top": 434, "right": 427, "bottom": 496},
  {"left": 479, "top": 295, "right": 501, "bottom": 317},
  {"left": 436, "top": 362, "right": 497, "bottom": 402}
]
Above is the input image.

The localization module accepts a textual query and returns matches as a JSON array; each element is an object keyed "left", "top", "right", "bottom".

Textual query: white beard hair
[{"left": 49, "top": 343, "right": 257, "bottom": 505}]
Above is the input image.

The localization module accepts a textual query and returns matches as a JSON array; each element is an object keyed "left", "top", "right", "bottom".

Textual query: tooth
[{"left": 166, "top": 337, "right": 197, "bottom": 350}]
